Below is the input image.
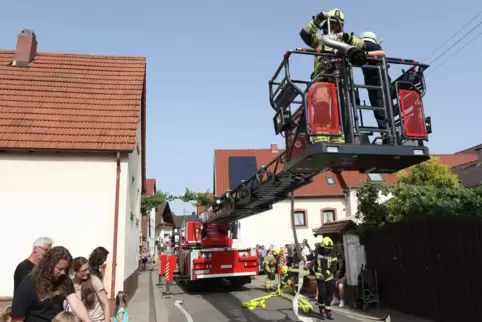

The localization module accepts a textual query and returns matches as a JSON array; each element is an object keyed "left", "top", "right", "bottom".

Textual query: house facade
[
  {"left": 0, "top": 29, "right": 146, "bottom": 299},
  {"left": 142, "top": 179, "right": 157, "bottom": 256},
  {"left": 210, "top": 145, "right": 481, "bottom": 249}
]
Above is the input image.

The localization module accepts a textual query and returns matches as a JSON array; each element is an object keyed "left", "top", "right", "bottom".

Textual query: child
[
  {"left": 52, "top": 312, "right": 76, "bottom": 322},
  {"left": 0, "top": 306, "right": 11, "bottom": 322},
  {"left": 114, "top": 291, "right": 129, "bottom": 322}
]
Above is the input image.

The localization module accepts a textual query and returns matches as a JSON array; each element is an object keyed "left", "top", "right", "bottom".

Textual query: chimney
[
  {"left": 476, "top": 147, "right": 482, "bottom": 162},
  {"left": 13, "top": 29, "right": 37, "bottom": 67},
  {"left": 270, "top": 144, "right": 278, "bottom": 153}
]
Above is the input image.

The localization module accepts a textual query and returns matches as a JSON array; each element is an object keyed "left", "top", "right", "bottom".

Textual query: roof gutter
[{"left": 111, "top": 152, "right": 121, "bottom": 299}]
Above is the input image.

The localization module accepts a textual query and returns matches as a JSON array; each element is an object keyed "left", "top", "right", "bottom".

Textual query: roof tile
[{"left": 0, "top": 51, "right": 146, "bottom": 151}]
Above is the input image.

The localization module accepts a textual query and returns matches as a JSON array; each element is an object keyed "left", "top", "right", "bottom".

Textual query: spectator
[
  {"left": 67, "top": 257, "right": 111, "bottom": 322},
  {"left": 13, "top": 237, "right": 54, "bottom": 292},
  {"left": 113, "top": 291, "right": 129, "bottom": 322},
  {"left": 10, "top": 246, "right": 91, "bottom": 322},
  {"left": 88, "top": 247, "right": 109, "bottom": 280},
  {"left": 331, "top": 252, "right": 347, "bottom": 308},
  {"left": 301, "top": 239, "right": 311, "bottom": 257},
  {"left": 53, "top": 312, "right": 76, "bottom": 322},
  {"left": 140, "top": 248, "right": 148, "bottom": 271}
]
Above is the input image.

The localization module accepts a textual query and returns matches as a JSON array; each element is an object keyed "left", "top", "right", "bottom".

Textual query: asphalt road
[{"left": 162, "top": 277, "right": 363, "bottom": 322}]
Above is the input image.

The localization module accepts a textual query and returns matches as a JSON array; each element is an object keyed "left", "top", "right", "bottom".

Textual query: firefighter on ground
[
  {"left": 263, "top": 248, "right": 280, "bottom": 291},
  {"left": 280, "top": 264, "right": 312, "bottom": 292},
  {"left": 299, "top": 9, "right": 366, "bottom": 144},
  {"left": 303, "top": 237, "right": 337, "bottom": 320}
]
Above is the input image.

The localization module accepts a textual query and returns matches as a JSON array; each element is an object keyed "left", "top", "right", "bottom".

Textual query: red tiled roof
[
  {"left": 214, "top": 149, "right": 344, "bottom": 197},
  {"left": 146, "top": 178, "right": 156, "bottom": 196},
  {"left": 455, "top": 144, "right": 482, "bottom": 155},
  {"left": 338, "top": 154, "right": 479, "bottom": 188},
  {"left": 0, "top": 51, "right": 146, "bottom": 151}
]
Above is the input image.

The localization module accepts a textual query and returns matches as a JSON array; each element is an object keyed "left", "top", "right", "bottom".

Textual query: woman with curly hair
[
  {"left": 10, "top": 246, "right": 92, "bottom": 322},
  {"left": 88, "top": 247, "right": 109, "bottom": 281},
  {"left": 66, "top": 257, "right": 110, "bottom": 322}
]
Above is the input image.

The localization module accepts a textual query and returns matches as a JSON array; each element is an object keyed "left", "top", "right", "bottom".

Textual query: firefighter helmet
[
  {"left": 281, "top": 265, "right": 289, "bottom": 274},
  {"left": 321, "top": 236, "right": 334, "bottom": 249},
  {"left": 360, "top": 31, "right": 377, "bottom": 44},
  {"left": 326, "top": 9, "right": 344, "bottom": 27},
  {"left": 272, "top": 249, "right": 280, "bottom": 256}
]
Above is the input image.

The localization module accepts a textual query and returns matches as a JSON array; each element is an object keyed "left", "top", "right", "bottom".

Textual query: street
[{"left": 161, "top": 276, "right": 361, "bottom": 322}]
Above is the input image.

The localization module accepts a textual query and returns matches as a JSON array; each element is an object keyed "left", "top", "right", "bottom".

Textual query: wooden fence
[{"left": 364, "top": 216, "right": 482, "bottom": 322}]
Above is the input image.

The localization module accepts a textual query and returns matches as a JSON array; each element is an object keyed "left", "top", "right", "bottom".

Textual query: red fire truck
[
  {"left": 174, "top": 36, "right": 432, "bottom": 289},
  {"left": 175, "top": 214, "right": 258, "bottom": 288}
]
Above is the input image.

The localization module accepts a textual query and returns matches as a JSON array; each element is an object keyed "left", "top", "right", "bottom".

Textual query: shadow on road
[
  {"left": 175, "top": 278, "right": 252, "bottom": 295},
  {"left": 201, "top": 291, "right": 295, "bottom": 322}
]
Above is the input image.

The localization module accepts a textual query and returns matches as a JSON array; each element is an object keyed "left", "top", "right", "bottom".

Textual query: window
[
  {"left": 322, "top": 209, "right": 336, "bottom": 224},
  {"left": 368, "top": 173, "right": 384, "bottom": 182},
  {"left": 326, "top": 176, "right": 336, "bottom": 185},
  {"left": 294, "top": 210, "right": 307, "bottom": 227}
]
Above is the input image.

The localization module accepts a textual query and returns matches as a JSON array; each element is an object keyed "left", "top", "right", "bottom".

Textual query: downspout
[{"left": 111, "top": 152, "right": 121, "bottom": 299}]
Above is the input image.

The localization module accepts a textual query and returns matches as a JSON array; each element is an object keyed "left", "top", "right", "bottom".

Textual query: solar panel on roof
[{"left": 228, "top": 156, "right": 257, "bottom": 190}]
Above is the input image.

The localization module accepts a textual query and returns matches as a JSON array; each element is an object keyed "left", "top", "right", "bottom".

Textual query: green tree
[
  {"left": 140, "top": 188, "right": 213, "bottom": 216},
  {"left": 387, "top": 157, "right": 481, "bottom": 218},
  {"left": 396, "top": 157, "right": 461, "bottom": 189},
  {"left": 356, "top": 180, "right": 392, "bottom": 228}
]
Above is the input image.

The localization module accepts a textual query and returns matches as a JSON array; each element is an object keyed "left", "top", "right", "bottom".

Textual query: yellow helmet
[
  {"left": 272, "top": 249, "right": 280, "bottom": 256},
  {"left": 321, "top": 237, "right": 334, "bottom": 249},
  {"left": 281, "top": 265, "right": 289, "bottom": 274},
  {"left": 326, "top": 8, "right": 345, "bottom": 26}
]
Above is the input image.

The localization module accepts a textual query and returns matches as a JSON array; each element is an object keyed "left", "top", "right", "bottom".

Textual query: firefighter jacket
[
  {"left": 304, "top": 251, "right": 337, "bottom": 281},
  {"left": 299, "top": 17, "right": 365, "bottom": 80},
  {"left": 263, "top": 254, "right": 278, "bottom": 273}
]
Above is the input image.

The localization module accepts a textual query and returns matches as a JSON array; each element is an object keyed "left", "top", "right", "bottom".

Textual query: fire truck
[{"left": 175, "top": 34, "right": 432, "bottom": 288}]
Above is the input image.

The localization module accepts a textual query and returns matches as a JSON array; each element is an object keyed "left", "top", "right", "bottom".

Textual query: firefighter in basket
[
  {"left": 263, "top": 248, "right": 280, "bottom": 291},
  {"left": 303, "top": 237, "right": 337, "bottom": 320},
  {"left": 299, "top": 9, "right": 366, "bottom": 144}
]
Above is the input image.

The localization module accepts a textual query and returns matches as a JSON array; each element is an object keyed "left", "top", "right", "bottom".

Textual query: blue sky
[{"left": 1, "top": 0, "right": 481, "bottom": 215}]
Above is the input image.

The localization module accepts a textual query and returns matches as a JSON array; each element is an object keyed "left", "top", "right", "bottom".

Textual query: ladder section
[
  {"left": 348, "top": 61, "right": 393, "bottom": 143},
  {"left": 206, "top": 153, "right": 316, "bottom": 224}
]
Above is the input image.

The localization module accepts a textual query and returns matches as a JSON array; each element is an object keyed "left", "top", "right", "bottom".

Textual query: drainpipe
[{"left": 111, "top": 152, "right": 121, "bottom": 299}]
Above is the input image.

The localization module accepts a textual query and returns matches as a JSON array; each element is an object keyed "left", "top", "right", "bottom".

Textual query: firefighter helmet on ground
[{"left": 321, "top": 236, "right": 334, "bottom": 249}]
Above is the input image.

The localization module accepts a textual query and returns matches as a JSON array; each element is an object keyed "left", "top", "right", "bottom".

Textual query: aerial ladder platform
[{"left": 200, "top": 37, "right": 432, "bottom": 225}]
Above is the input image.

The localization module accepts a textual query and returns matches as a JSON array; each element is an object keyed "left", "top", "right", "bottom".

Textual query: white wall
[
  {"left": 0, "top": 152, "right": 117, "bottom": 297},
  {"left": 345, "top": 188, "right": 393, "bottom": 224},
  {"left": 149, "top": 208, "right": 156, "bottom": 255},
  {"left": 118, "top": 122, "right": 142, "bottom": 293},
  {"left": 234, "top": 197, "right": 348, "bottom": 249}
]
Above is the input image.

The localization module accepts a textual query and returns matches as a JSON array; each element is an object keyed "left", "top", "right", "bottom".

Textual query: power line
[
  {"left": 428, "top": 20, "right": 482, "bottom": 65},
  {"left": 429, "top": 31, "right": 482, "bottom": 73},
  {"left": 421, "top": 11, "right": 481, "bottom": 63}
]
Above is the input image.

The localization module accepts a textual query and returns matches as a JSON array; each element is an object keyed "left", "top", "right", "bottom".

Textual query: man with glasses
[{"left": 13, "top": 237, "right": 54, "bottom": 292}]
